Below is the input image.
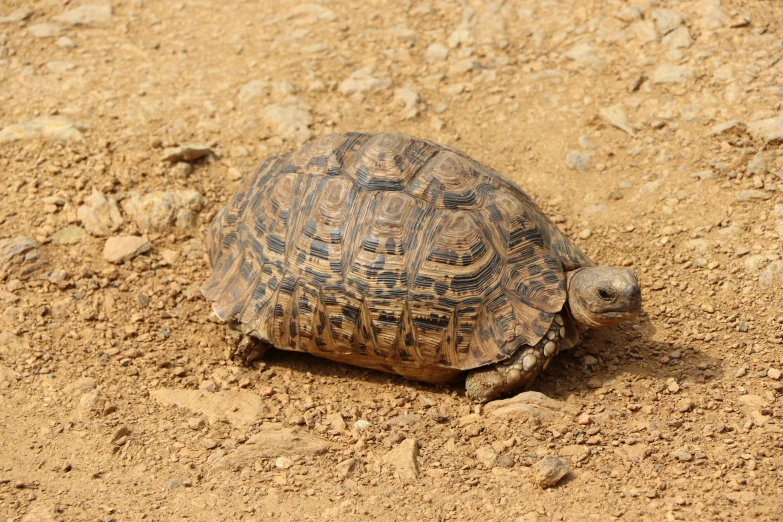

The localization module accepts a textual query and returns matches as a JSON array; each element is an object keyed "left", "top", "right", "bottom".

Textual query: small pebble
[
  {"left": 533, "top": 456, "right": 571, "bottom": 488},
  {"left": 675, "top": 398, "right": 694, "bottom": 413},
  {"left": 275, "top": 456, "right": 294, "bottom": 469}
]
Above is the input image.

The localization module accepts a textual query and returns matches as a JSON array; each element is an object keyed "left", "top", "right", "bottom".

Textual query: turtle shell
[{"left": 202, "top": 132, "right": 593, "bottom": 383}]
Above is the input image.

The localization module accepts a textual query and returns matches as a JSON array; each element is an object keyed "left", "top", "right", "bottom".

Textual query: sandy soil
[{"left": 1, "top": 0, "right": 783, "bottom": 520}]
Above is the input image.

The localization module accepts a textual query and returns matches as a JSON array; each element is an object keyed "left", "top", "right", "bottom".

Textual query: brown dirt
[{"left": 1, "top": 0, "right": 783, "bottom": 520}]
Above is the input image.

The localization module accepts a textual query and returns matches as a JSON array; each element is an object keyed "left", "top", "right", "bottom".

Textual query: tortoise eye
[{"left": 598, "top": 288, "right": 614, "bottom": 301}]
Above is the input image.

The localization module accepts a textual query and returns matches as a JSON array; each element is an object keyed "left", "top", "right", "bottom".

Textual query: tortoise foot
[
  {"left": 232, "top": 335, "right": 270, "bottom": 366},
  {"left": 465, "top": 319, "right": 562, "bottom": 403}
]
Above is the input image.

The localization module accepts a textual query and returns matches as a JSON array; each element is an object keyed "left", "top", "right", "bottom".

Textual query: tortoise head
[{"left": 566, "top": 267, "right": 641, "bottom": 328}]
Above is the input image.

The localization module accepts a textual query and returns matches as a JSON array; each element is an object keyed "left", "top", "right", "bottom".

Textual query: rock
[
  {"left": 45, "top": 61, "right": 77, "bottom": 74},
  {"left": 448, "top": 58, "right": 476, "bottom": 76},
  {"left": 476, "top": 446, "right": 498, "bottom": 468},
  {"left": 600, "top": 104, "right": 636, "bottom": 137},
  {"left": 164, "top": 478, "right": 183, "bottom": 491},
  {"left": 0, "top": 7, "right": 33, "bottom": 23},
  {"left": 63, "top": 377, "right": 96, "bottom": 394},
  {"left": 617, "top": 5, "right": 642, "bottom": 22},
  {"left": 565, "top": 151, "right": 592, "bottom": 172},
  {"left": 385, "top": 414, "right": 420, "bottom": 428},
  {"left": 188, "top": 417, "right": 205, "bottom": 430},
  {"left": 737, "top": 395, "right": 767, "bottom": 412},
  {"left": 0, "top": 236, "right": 40, "bottom": 281},
  {"left": 662, "top": 26, "right": 693, "bottom": 48},
  {"left": 726, "top": 491, "right": 757, "bottom": 504},
  {"left": 151, "top": 388, "right": 272, "bottom": 429},
  {"left": 676, "top": 398, "right": 694, "bottom": 412},
  {"left": 50, "top": 226, "right": 86, "bottom": 245},
  {"left": 0, "top": 365, "right": 17, "bottom": 386},
  {"left": 752, "top": 410, "right": 770, "bottom": 426},
  {"left": 447, "top": 25, "right": 473, "bottom": 48},
  {"left": 394, "top": 87, "right": 420, "bottom": 119},
  {"left": 238, "top": 80, "right": 267, "bottom": 103},
  {"left": 382, "top": 438, "right": 420, "bottom": 480},
  {"left": 733, "top": 190, "right": 771, "bottom": 202},
  {"left": 671, "top": 448, "right": 693, "bottom": 462},
  {"left": 275, "top": 456, "right": 294, "bottom": 469},
  {"left": 307, "top": 80, "right": 326, "bottom": 92},
  {"left": 210, "top": 425, "right": 330, "bottom": 471},
  {"left": 335, "top": 458, "right": 359, "bottom": 479},
  {"left": 652, "top": 64, "right": 693, "bottom": 84},
  {"left": 638, "top": 178, "right": 663, "bottom": 196},
  {"left": 388, "top": 26, "right": 417, "bottom": 42},
  {"left": 747, "top": 116, "right": 783, "bottom": 143},
  {"left": 56, "top": 36, "right": 76, "bottom": 48},
  {"left": 47, "top": 268, "right": 68, "bottom": 289},
  {"left": 52, "top": 4, "right": 112, "bottom": 26},
  {"left": 354, "top": 419, "right": 371, "bottom": 431},
  {"left": 0, "top": 116, "right": 85, "bottom": 142},
  {"left": 696, "top": 1, "right": 727, "bottom": 29},
  {"left": 760, "top": 261, "right": 783, "bottom": 289},
  {"left": 161, "top": 145, "right": 213, "bottom": 162},
  {"left": 747, "top": 153, "right": 767, "bottom": 175},
  {"left": 484, "top": 391, "right": 581, "bottom": 422},
  {"left": 321, "top": 500, "right": 353, "bottom": 519},
  {"left": 159, "top": 249, "right": 180, "bottom": 266},
  {"left": 27, "top": 23, "right": 61, "bottom": 38},
  {"left": 110, "top": 425, "right": 130, "bottom": 444},
  {"left": 79, "top": 389, "right": 108, "bottom": 411},
  {"left": 285, "top": 3, "right": 336, "bottom": 24},
  {"left": 338, "top": 66, "right": 392, "bottom": 95},
  {"left": 533, "top": 456, "right": 571, "bottom": 488},
  {"left": 564, "top": 42, "right": 602, "bottom": 68},
  {"left": 103, "top": 236, "right": 151, "bottom": 264},
  {"left": 631, "top": 21, "right": 658, "bottom": 44},
  {"left": 710, "top": 120, "right": 745, "bottom": 136},
  {"left": 768, "top": 368, "right": 782, "bottom": 380},
  {"left": 690, "top": 170, "right": 716, "bottom": 180},
  {"left": 77, "top": 190, "right": 123, "bottom": 237},
  {"left": 328, "top": 412, "right": 347, "bottom": 432},
  {"left": 20, "top": 503, "right": 61, "bottom": 522},
  {"left": 424, "top": 43, "right": 449, "bottom": 62},
  {"left": 495, "top": 454, "right": 515, "bottom": 468},
  {"left": 729, "top": 14, "right": 752, "bottom": 28},
  {"left": 652, "top": 9, "right": 683, "bottom": 35},
  {"left": 122, "top": 190, "right": 205, "bottom": 232},
  {"left": 262, "top": 103, "right": 313, "bottom": 144}
]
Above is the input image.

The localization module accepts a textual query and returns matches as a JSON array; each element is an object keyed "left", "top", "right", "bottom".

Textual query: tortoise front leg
[{"left": 465, "top": 317, "right": 563, "bottom": 403}]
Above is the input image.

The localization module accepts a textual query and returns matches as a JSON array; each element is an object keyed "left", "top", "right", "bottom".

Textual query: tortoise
[{"left": 202, "top": 132, "right": 641, "bottom": 402}]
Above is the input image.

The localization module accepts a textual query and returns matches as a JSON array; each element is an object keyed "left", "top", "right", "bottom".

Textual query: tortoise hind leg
[
  {"left": 465, "top": 318, "right": 563, "bottom": 403},
  {"left": 233, "top": 334, "right": 271, "bottom": 366}
]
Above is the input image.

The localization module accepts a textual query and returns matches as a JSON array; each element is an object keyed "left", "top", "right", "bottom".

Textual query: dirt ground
[{"left": 1, "top": 0, "right": 783, "bottom": 520}]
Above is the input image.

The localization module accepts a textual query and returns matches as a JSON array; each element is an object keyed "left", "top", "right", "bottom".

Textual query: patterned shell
[{"left": 202, "top": 132, "right": 593, "bottom": 382}]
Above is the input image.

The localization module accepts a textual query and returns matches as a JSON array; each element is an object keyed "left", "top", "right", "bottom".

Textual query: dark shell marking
[{"left": 203, "top": 132, "right": 593, "bottom": 383}]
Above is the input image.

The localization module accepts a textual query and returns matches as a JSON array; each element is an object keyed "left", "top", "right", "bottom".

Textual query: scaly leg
[
  {"left": 233, "top": 334, "right": 270, "bottom": 365},
  {"left": 465, "top": 314, "right": 565, "bottom": 403}
]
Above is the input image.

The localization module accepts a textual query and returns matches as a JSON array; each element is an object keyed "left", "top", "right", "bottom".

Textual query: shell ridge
[{"left": 340, "top": 187, "right": 373, "bottom": 291}]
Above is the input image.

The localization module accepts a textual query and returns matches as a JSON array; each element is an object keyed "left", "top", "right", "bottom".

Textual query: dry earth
[{"left": 1, "top": 0, "right": 783, "bottom": 520}]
